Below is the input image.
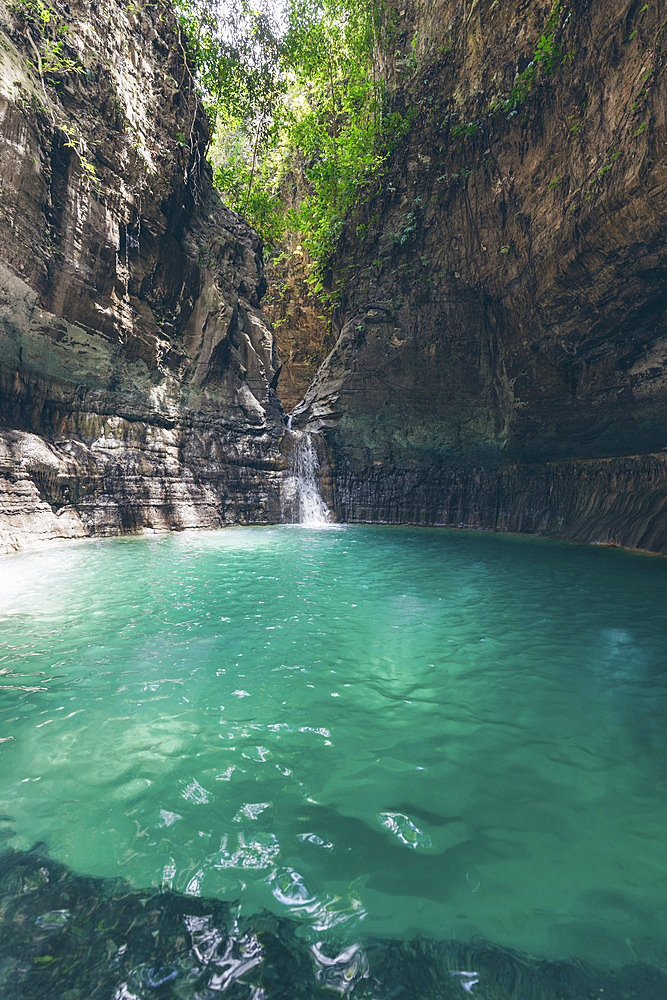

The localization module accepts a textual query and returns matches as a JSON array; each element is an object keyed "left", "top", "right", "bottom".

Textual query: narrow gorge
[
  {"left": 0, "top": 0, "right": 664, "bottom": 553},
  {"left": 0, "top": 5, "right": 666, "bottom": 997}
]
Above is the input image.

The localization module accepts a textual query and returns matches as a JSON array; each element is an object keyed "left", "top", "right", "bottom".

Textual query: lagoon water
[{"left": 0, "top": 525, "right": 665, "bottom": 983}]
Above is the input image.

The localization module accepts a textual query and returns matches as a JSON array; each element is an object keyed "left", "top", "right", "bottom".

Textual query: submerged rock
[{"left": 1, "top": 847, "right": 665, "bottom": 999}]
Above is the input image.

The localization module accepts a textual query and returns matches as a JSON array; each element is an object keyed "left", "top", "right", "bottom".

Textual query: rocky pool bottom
[{"left": 1, "top": 847, "right": 665, "bottom": 1000}]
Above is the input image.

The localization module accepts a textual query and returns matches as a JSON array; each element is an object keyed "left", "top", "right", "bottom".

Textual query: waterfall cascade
[{"left": 283, "top": 429, "right": 332, "bottom": 526}]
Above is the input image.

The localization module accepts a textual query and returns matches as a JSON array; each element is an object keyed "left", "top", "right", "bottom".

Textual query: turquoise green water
[{"left": 0, "top": 526, "right": 665, "bottom": 969}]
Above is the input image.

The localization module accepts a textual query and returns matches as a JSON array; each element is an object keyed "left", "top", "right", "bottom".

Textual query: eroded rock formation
[
  {"left": 0, "top": 0, "right": 286, "bottom": 553},
  {"left": 295, "top": 0, "right": 666, "bottom": 552},
  {"left": 0, "top": 0, "right": 663, "bottom": 554},
  {"left": 263, "top": 242, "right": 332, "bottom": 413}
]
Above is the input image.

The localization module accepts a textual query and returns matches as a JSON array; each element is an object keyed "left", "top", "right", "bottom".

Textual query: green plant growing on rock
[
  {"left": 503, "top": 2, "right": 568, "bottom": 114},
  {"left": 7, "top": 0, "right": 104, "bottom": 193},
  {"left": 452, "top": 2, "right": 571, "bottom": 140},
  {"left": 392, "top": 210, "right": 418, "bottom": 246},
  {"left": 9, "top": 0, "right": 85, "bottom": 83}
]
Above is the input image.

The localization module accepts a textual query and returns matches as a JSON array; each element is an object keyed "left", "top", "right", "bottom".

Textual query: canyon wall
[
  {"left": 0, "top": 0, "right": 286, "bottom": 553},
  {"left": 296, "top": 0, "right": 666, "bottom": 553},
  {"left": 263, "top": 243, "right": 333, "bottom": 413},
  {"left": 0, "top": 0, "right": 663, "bottom": 554}
]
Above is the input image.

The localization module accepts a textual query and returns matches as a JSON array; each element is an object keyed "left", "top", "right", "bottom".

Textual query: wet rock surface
[
  {"left": 296, "top": 0, "right": 666, "bottom": 553},
  {"left": 0, "top": 847, "right": 665, "bottom": 1000},
  {"left": 0, "top": 0, "right": 286, "bottom": 553}
]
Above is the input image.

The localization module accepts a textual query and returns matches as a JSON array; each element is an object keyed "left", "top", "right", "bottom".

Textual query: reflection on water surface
[
  {"left": 1, "top": 848, "right": 666, "bottom": 1000},
  {"left": 0, "top": 525, "right": 665, "bottom": 995}
]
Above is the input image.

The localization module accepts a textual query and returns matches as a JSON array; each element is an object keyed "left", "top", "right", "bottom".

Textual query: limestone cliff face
[
  {"left": 263, "top": 244, "right": 333, "bottom": 413},
  {"left": 296, "top": 0, "right": 666, "bottom": 552},
  {"left": 0, "top": 0, "right": 287, "bottom": 552}
]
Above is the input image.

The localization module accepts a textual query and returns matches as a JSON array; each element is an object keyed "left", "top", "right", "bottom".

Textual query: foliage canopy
[{"left": 175, "top": 0, "right": 405, "bottom": 294}]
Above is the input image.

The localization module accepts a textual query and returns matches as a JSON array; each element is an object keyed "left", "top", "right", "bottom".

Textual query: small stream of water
[{"left": 283, "top": 428, "right": 332, "bottom": 526}]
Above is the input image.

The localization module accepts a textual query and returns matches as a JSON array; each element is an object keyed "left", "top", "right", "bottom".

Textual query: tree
[{"left": 175, "top": 0, "right": 406, "bottom": 287}]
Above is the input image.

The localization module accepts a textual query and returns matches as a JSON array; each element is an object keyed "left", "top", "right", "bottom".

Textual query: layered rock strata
[
  {"left": 295, "top": 0, "right": 666, "bottom": 553},
  {"left": 0, "top": 0, "right": 286, "bottom": 553}
]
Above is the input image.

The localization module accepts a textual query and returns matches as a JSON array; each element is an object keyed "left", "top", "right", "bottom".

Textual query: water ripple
[{"left": 0, "top": 526, "right": 665, "bottom": 968}]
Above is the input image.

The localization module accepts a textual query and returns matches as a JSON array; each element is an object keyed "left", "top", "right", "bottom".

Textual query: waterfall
[{"left": 284, "top": 430, "right": 332, "bottom": 526}]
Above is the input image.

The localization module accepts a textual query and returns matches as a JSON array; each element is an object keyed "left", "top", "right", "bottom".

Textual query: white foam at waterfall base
[{"left": 284, "top": 430, "right": 332, "bottom": 527}]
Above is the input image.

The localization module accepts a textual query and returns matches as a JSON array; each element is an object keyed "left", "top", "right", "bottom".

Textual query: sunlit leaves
[{"left": 174, "top": 0, "right": 403, "bottom": 278}]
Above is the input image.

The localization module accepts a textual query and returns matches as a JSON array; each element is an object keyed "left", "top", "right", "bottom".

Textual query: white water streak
[{"left": 284, "top": 430, "right": 332, "bottom": 526}]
